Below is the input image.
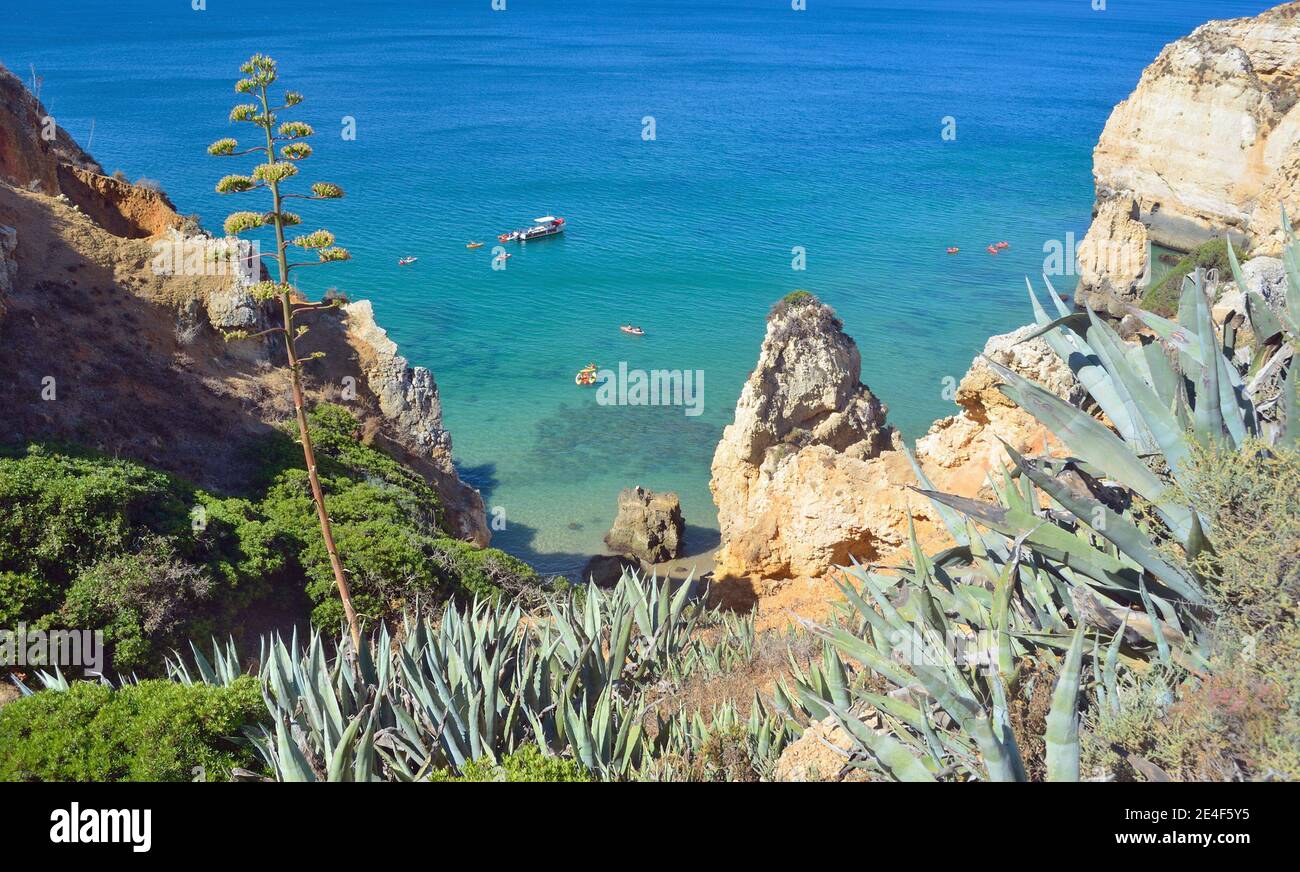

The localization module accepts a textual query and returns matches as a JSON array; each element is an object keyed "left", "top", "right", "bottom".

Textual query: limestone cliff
[
  {"left": 1078, "top": 1, "right": 1300, "bottom": 312},
  {"left": 913, "top": 325, "right": 1081, "bottom": 494},
  {"left": 342, "top": 300, "right": 488, "bottom": 543},
  {"left": 0, "top": 63, "right": 489, "bottom": 545},
  {"left": 710, "top": 299, "right": 1078, "bottom": 591}
]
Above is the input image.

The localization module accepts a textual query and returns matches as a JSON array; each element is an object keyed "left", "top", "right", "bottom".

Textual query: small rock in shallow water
[{"left": 603, "top": 486, "right": 684, "bottom": 563}]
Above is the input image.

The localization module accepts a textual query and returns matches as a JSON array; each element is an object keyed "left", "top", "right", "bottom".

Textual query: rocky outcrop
[
  {"left": 772, "top": 715, "right": 871, "bottom": 782},
  {"left": 344, "top": 300, "right": 489, "bottom": 545},
  {"left": 57, "top": 165, "right": 182, "bottom": 239},
  {"left": 205, "top": 282, "right": 268, "bottom": 335},
  {"left": 710, "top": 296, "right": 897, "bottom": 579},
  {"left": 1240, "top": 256, "right": 1290, "bottom": 313},
  {"left": 914, "top": 325, "right": 1081, "bottom": 495},
  {"left": 603, "top": 486, "right": 684, "bottom": 563},
  {"left": 1075, "top": 195, "right": 1151, "bottom": 316},
  {"left": 1078, "top": 2, "right": 1300, "bottom": 308},
  {"left": 0, "top": 64, "right": 100, "bottom": 194},
  {"left": 710, "top": 305, "right": 1081, "bottom": 586},
  {"left": 950, "top": 324, "right": 1086, "bottom": 422}
]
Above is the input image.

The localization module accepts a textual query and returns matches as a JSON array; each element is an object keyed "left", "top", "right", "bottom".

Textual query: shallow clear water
[{"left": 2, "top": 0, "right": 1274, "bottom": 574}]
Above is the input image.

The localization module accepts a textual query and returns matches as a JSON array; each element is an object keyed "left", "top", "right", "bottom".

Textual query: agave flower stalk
[{"left": 210, "top": 54, "right": 361, "bottom": 651}]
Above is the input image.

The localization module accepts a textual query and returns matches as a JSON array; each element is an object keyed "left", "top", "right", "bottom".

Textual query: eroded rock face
[
  {"left": 723, "top": 298, "right": 892, "bottom": 467},
  {"left": 1241, "top": 256, "right": 1290, "bottom": 313},
  {"left": 0, "top": 63, "right": 175, "bottom": 239},
  {"left": 0, "top": 64, "right": 99, "bottom": 193},
  {"left": 344, "top": 300, "right": 489, "bottom": 545},
  {"left": 604, "top": 486, "right": 684, "bottom": 563},
  {"left": 710, "top": 297, "right": 895, "bottom": 579},
  {"left": 1079, "top": 1, "right": 1300, "bottom": 307},
  {"left": 710, "top": 308, "right": 1083, "bottom": 585},
  {"left": 1075, "top": 195, "right": 1151, "bottom": 316},
  {"left": 57, "top": 165, "right": 181, "bottom": 239},
  {"left": 915, "top": 325, "right": 1082, "bottom": 489},
  {"left": 954, "top": 324, "right": 1087, "bottom": 420}
]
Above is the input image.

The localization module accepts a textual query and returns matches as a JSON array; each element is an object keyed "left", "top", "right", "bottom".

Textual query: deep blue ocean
[{"left": 1, "top": 0, "right": 1276, "bottom": 574}]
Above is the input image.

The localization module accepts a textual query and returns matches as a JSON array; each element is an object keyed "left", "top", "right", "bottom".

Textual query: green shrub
[
  {"left": 0, "top": 445, "right": 285, "bottom": 671},
  {"left": 1141, "top": 237, "right": 1245, "bottom": 316},
  {"left": 0, "top": 405, "right": 540, "bottom": 670},
  {"left": 430, "top": 745, "right": 592, "bottom": 782},
  {"left": 0, "top": 570, "right": 58, "bottom": 626},
  {"left": 0, "top": 444, "right": 192, "bottom": 584},
  {"left": 60, "top": 539, "right": 215, "bottom": 672},
  {"left": 0, "top": 675, "right": 266, "bottom": 782},
  {"left": 1083, "top": 443, "right": 1300, "bottom": 781},
  {"left": 1184, "top": 442, "right": 1300, "bottom": 778},
  {"left": 768, "top": 289, "right": 817, "bottom": 320},
  {"left": 427, "top": 537, "right": 540, "bottom": 602},
  {"left": 256, "top": 404, "right": 536, "bottom": 627}
]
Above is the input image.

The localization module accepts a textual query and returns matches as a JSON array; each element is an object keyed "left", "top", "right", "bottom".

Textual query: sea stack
[{"left": 708, "top": 293, "right": 896, "bottom": 579}]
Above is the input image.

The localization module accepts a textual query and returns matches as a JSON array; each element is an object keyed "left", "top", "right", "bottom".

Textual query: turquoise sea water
[{"left": 2, "top": 0, "right": 1275, "bottom": 574}]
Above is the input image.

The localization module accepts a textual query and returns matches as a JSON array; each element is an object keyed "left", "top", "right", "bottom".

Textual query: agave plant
[
  {"left": 665, "top": 609, "right": 760, "bottom": 685},
  {"left": 642, "top": 694, "right": 794, "bottom": 781},
  {"left": 163, "top": 569, "right": 708, "bottom": 781},
  {"left": 794, "top": 219, "right": 1300, "bottom": 781},
  {"left": 782, "top": 516, "right": 1091, "bottom": 782},
  {"left": 1222, "top": 209, "right": 1300, "bottom": 441}
]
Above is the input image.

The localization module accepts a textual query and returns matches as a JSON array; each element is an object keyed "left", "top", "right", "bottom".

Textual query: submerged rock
[{"left": 603, "top": 486, "right": 684, "bottom": 563}]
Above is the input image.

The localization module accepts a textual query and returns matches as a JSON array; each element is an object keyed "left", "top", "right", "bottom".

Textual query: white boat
[
  {"left": 499, "top": 216, "right": 565, "bottom": 243},
  {"left": 398, "top": 256, "right": 418, "bottom": 266}
]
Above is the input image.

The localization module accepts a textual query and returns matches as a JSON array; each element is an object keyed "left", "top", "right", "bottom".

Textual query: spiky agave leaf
[
  {"left": 1045, "top": 626, "right": 1085, "bottom": 782},
  {"left": 987, "top": 358, "right": 1196, "bottom": 543}
]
